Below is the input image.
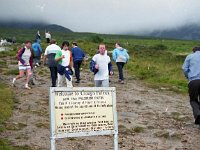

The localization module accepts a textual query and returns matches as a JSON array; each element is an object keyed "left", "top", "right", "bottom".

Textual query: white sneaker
[
  {"left": 12, "top": 78, "right": 16, "bottom": 86},
  {"left": 25, "top": 84, "right": 31, "bottom": 90}
]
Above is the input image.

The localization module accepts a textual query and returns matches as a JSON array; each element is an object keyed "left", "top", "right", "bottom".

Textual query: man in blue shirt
[
  {"left": 71, "top": 42, "right": 85, "bottom": 83},
  {"left": 182, "top": 46, "right": 200, "bottom": 125}
]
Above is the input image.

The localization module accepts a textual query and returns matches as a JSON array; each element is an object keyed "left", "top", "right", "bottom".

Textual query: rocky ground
[{"left": 1, "top": 64, "right": 200, "bottom": 150}]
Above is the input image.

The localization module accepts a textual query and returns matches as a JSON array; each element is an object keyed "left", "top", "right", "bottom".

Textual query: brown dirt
[{"left": 1, "top": 65, "right": 200, "bottom": 150}]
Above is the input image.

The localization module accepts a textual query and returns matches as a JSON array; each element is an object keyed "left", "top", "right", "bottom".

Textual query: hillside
[
  {"left": 0, "top": 21, "right": 73, "bottom": 33},
  {"left": 147, "top": 24, "right": 200, "bottom": 40},
  {"left": 1, "top": 28, "right": 200, "bottom": 149}
]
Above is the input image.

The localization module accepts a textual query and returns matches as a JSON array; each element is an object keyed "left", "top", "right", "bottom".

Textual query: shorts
[{"left": 19, "top": 65, "right": 31, "bottom": 70}]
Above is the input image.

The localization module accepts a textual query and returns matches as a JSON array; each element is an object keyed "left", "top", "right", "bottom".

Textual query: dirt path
[{"left": 1, "top": 65, "right": 200, "bottom": 150}]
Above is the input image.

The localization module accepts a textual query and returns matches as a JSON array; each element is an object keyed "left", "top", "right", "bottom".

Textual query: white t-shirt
[
  {"left": 44, "top": 44, "right": 61, "bottom": 55},
  {"left": 92, "top": 54, "right": 111, "bottom": 80},
  {"left": 18, "top": 47, "right": 31, "bottom": 66},
  {"left": 45, "top": 32, "right": 51, "bottom": 39},
  {"left": 61, "top": 50, "right": 71, "bottom": 67}
]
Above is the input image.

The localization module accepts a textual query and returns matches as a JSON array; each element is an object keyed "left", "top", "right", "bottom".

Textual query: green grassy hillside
[
  {"left": 0, "top": 27, "right": 199, "bottom": 93},
  {"left": 0, "top": 27, "right": 199, "bottom": 148}
]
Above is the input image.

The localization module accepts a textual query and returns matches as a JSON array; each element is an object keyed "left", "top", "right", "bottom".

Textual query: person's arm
[
  {"left": 112, "top": 49, "right": 117, "bottom": 61},
  {"left": 82, "top": 50, "right": 86, "bottom": 65},
  {"left": 90, "top": 55, "right": 98, "bottom": 74},
  {"left": 182, "top": 56, "right": 190, "bottom": 79},
  {"left": 43, "top": 55, "right": 47, "bottom": 65},
  {"left": 108, "top": 57, "right": 113, "bottom": 75},
  {"left": 43, "top": 48, "right": 48, "bottom": 65},
  {"left": 125, "top": 49, "right": 130, "bottom": 62},
  {"left": 17, "top": 48, "right": 26, "bottom": 65},
  {"left": 39, "top": 44, "right": 43, "bottom": 53},
  {"left": 69, "top": 52, "right": 73, "bottom": 68},
  {"left": 55, "top": 51, "right": 63, "bottom": 62},
  {"left": 29, "top": 51, "right": 33, "bottom": 69}
]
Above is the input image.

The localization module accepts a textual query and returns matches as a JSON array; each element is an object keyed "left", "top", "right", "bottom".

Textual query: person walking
[
  {"left": 35, "top": 30, "right": 41, "bottom": 43},
  {"left": 12, "top": 40, "right": 33, "bottom": 89},
  {"left": 182, "top": 46, "right": 200, "bottom": 125},
  {"left": 45, "top": 31, "right": 51, "bottom": 44},
  {"left": 55, "top": 41, "right": 73, "bottom": 87},
  {"left": 90, "top": 44, "right": 113, "bottom": 87},
  {"left": 43, "top": 39, "right": 61, "bottom": 87},
  {"left": 112, "top": 43, "right": 129, "bottom": 84},
  {"left": 32, "top": 39, "right": 43, "bottom": 65},
  {"left": 30, "top": 40, "right": 43, "bottom": 84},
  {"left": 71, "top": 42, "right": 85, "bottom": 83}
]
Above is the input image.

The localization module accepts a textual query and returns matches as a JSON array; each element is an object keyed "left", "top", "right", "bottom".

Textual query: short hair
[
  {"left": 25, "top": 40, "right": 32, "bottom": 44},
  {"left": 72, "top": 42, "right": 78, "bottom": 46},
  {"left": 62, "top": 41, "right": 69, "bottom": 49},
  {"left": 192, "top": 46, "right": 200, "bottom": 52},
  {"left": 98, "top": 43, "right": 106, "bottom": 49},
  {"left": 116, "top": 43, "right": 121, "bottom": 47},
  {"left": 50, "top": 39, "right": 56, "bottom": 44}
]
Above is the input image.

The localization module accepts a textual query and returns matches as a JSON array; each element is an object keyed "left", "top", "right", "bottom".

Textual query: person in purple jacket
[{"left": 12, "top": 40, "right": 33, "bottom": 89}]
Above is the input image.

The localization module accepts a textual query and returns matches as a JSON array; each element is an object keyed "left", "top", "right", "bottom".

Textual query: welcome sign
[{"left": 49, "top": 87, "right": 118, "bottom": 150}]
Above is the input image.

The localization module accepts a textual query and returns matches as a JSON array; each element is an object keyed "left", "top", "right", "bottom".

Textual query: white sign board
[{"left": 49, "top": 87, "right": 118, "bottom": 150}]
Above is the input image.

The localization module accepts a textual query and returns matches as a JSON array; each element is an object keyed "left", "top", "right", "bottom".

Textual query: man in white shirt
[
  {"left": 45, "top": 31, "right": 51, "bottom": 44},
  {"left": 43, "top": 39, "right": 61, "bottom": 87},
  {"left": 90, "top": 44, "right": 113, "bottom": 87}
]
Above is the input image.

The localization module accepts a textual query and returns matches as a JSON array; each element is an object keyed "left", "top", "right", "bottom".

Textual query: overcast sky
[{"left": 1, "top": 0, "right": 200, "bottom": 34}]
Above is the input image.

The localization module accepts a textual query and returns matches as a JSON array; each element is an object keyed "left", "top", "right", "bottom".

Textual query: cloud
[{"left": 1, "top": 0, "right": 200, "bottom": 34}]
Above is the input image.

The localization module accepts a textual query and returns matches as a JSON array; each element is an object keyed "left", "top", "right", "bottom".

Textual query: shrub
[
  {"left": 151, "top": 44, "right": 167, "bottom": 50},
  {"left": 89, "top": 35, "right": 104, "bottom": 43}
]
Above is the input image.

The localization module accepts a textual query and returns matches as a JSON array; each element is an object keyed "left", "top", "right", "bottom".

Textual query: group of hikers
[
  {"left": 10, "top": 30, "right": 200, "bottom": 126},
  {"left": 12, "top": 38, "right": 129, "bottom": 89},
  {"left": 35, "top": 30, "right": 51, "bottom": 44}
]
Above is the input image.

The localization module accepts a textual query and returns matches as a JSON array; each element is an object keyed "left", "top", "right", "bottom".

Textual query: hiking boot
[
  {"left": 12, "top": 78, "right": 16, "bottom": 86},
  {"left": 25, "top": 84, "right": 31, "bottom": 90}
]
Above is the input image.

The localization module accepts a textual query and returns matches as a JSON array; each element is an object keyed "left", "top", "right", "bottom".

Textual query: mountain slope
[
  {"left": 147, "top": 24, "right": 200, "bottom": 40},
  {"left": 0, "top": 21, "right": 73, "bottom": 32}
]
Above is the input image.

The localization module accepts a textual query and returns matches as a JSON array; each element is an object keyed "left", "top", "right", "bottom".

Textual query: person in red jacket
[{"left": 12, "top": 40, "right": 33, "bottom": 89}]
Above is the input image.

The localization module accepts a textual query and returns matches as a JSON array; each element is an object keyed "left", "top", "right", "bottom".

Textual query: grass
[
  {"left": 132, "top": 126, "right": 144, "bottom": 133},
  {"left": 0, "top": 82, "right": 15, "bottom": 125},
  {"left": 1, "top": 27, "right": 199, "bottom": 93},
  {"left": 0, "top": 138, "right": 32, "bottom": 150},
  {"left": 0, "top": 27, "right": 197, "bottom": 149},
  {"left": 4, "top": 69, "right": 19, "bottom": 75},
  {"left": 126, "top": 46, "right": 189, "bottom": 93},
  {"left": 0, "top": 82, "right": 31, "bottom": 150}
]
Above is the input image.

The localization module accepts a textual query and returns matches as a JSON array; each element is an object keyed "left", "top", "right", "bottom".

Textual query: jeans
[
  {"left": 116, "top": 62, "right": 125, "bottom": 80},
  {"left": 95, "top": 79, "right": 109, "bottom": 87},
  {"left": 188, "top": 79, "right": 200, "bottom": 124},
  {"left": 49, "top": 67, "right": 57, "bottom": 87},
  {"left": 74, "top": 60, "right": 82, "bottom": 81}
]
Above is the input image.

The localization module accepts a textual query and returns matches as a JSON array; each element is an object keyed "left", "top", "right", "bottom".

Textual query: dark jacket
[
  {"left": 57, "top": 64, "right": 73, "bottom": 81},
  {"left": 90, "top": 60, "right": 113, "bottom": 75}
]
